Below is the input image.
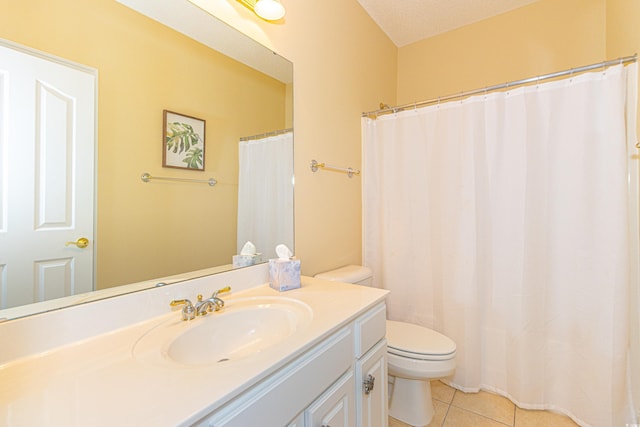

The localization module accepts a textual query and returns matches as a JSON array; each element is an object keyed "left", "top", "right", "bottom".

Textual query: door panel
[
  {"left": 35, "top": 81, "right": 74, "bottom": 229},
  {"left": 34, "top": 258, "right": 73, "bottom": 301}
]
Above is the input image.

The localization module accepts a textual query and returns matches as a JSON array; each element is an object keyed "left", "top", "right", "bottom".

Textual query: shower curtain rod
[
  {"left": 363, "top": 54, "right": 637, "bottom": 118},
  {"left": 240, "top": 128, "right": 293, "bottom": 141}
]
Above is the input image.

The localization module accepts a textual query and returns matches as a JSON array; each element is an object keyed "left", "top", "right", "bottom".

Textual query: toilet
[{"left": 315, "top": 265, "right": 456, "bottom": 427}]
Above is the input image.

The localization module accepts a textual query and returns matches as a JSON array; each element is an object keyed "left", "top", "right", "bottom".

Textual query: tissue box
[
  {"left": 268, "top": 259, "right": 301, "bottom": 291},
  {"left": 232, "top": 253, "right": 262, "bottom": 268}
]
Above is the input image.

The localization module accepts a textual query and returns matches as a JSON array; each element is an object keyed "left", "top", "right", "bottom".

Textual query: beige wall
[
  {"left": 1, "top": 0, "right": 287, "bottom": 288},
  {"left": 606, "top": 0, "right": 640, "bottom": 64},
  {"left": 606, "top": 0, "right": 640, "bottom": 143},
  {"left": 213, "top": 0, "right": 398, "bottom": 275},
  {"left": 276, "top": 1, "right": 397, "bottom": 275},
  {"left": 397, "top": 0, "right": 607, "bottom": 105}
]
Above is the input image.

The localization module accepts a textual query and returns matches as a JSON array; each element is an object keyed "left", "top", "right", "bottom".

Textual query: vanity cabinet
[
  {"left": 0, "top": 275, "right": 390, "bottom": 426},
  {"left": 197, "top": 303, "right": 387, "bottom": 427}
]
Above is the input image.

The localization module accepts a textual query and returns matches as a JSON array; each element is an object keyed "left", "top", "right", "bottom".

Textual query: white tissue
[
  {"left": 240, "top": 241, "right": 256, "bottom": 255},
  {"left": 275, "top": 244, "right": 293, "bottom": 260}
]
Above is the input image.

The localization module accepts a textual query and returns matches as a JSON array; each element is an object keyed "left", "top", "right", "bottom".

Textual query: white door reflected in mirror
[{"left": 0, "top": 43, "right": 96, "bottom": 309}]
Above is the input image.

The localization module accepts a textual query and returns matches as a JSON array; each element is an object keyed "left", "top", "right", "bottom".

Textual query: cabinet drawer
[{"left": 354, "top": 303, "right": 386, "bottom": 358}]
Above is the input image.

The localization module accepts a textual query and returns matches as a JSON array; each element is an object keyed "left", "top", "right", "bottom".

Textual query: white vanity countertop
[{"left": 0, "top": 277, "right": 388, "bottom": 426}]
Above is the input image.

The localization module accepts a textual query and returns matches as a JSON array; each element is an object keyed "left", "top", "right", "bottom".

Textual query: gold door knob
[{"left": 65, "top": 237, "right": 89, "bottom": 249}]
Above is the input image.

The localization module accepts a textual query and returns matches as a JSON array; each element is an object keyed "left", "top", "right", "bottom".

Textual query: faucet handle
[
  {"left": 209, "top": 286, "right": 231, "bottom": 311},
  {"left": 211, "top": 286, "right": 231, "bottom": 298},
  {"left": 170, "top": 299, "right": 195, "bottom": 321}
]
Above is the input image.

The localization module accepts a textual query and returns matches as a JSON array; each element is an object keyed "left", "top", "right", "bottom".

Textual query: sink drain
[{"left": 217, "top": 358, "right": 230, "bottom": 363}]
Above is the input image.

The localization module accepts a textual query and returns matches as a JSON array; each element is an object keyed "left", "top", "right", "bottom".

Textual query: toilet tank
[{"left": 314, "top": 265, "right": 373, "bottom": 286}]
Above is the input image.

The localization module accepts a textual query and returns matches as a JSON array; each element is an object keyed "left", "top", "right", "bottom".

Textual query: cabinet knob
[{"left": 363, "top": 374, "right": 375, "bottom": 395}]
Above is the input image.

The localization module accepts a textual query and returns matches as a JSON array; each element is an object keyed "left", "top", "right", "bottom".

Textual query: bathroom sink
[{"left": 133, "top": 296, "right": 313, "bottom": 367}]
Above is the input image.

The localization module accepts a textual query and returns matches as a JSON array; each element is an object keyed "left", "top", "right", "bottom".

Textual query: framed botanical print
[{"left": 163, "top": 110, "right": 206, "bottom": 170}]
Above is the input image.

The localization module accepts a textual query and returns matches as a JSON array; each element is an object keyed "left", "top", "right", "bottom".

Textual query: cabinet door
[
  {"left": 306, "top": 370, "right": 355, "bottom": 427},
  {"left": 357, "top": 340, "right": 388, "bottom": 427},
  {"left": 287, "top": 412, "right": 304, "bottom": 427}
]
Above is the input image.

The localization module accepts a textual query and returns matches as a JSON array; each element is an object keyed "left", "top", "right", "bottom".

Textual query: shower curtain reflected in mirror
[
  {"left": 362, "top": 64, "right": 638, "bottom": 427},
  {"left": 237, "top": 131, "right": 294, "bottom": 260}
]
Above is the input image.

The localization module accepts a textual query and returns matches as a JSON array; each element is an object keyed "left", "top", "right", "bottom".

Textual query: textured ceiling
[{"left": 357, "top": 0, "right": 541, "bottom": 47}]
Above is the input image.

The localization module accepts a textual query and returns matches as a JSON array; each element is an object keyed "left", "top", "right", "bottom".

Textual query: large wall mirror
[{"left": 0, "top": 0, "right": 293, "bottom": 320}]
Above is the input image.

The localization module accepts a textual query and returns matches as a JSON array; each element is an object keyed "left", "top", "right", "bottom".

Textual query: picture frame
[{"left": 162, "top": 110, "right": 206, "bottom": 170}]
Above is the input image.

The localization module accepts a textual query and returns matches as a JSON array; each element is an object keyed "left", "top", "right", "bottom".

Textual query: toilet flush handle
[{"left": 363, "top": 374, "right": 375, "bottom": 395}]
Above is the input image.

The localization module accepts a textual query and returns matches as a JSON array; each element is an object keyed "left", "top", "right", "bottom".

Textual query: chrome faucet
[
  {"left": 170, "top": 286, "right": 231, "bottom": 320},
  {"left": 195, "top": 286, "right": 231, "bottom": 316},
  {"left": 195, "top": 295, "right": 220, "bottom": 316}
]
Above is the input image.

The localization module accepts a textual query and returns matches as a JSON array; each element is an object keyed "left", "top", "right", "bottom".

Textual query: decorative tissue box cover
[
  {"left": 232, "top": 253, "right": 262, "bottom": 268},
  {"left": 268, "top": 259, "right": 301, "bottom": 291}
]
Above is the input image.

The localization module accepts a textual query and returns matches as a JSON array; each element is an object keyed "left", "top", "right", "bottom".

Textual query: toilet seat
[{"left": 386, "top": 320, "right": 456, "bottom": 361}]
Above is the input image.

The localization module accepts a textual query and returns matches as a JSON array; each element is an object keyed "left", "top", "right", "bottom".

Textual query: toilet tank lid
[{"left": 314, "top": 265, "right": 373, "bottom": 283}]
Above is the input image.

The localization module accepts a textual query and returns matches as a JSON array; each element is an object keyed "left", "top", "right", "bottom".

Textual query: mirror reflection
[{"left": 0, "top": 0, "right": 293, "bottom": 319}]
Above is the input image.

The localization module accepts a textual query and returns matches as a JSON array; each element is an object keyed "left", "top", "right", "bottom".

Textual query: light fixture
[
  {"left": 237, "top": 0, "right": 285, "bottom": 21},
  {"left": 254, "top": 0, "right": 285, "bottom": 20}
]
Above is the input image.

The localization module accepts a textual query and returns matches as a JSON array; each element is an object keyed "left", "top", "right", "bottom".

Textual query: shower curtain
[
  {"left": 237, "top": 131, "right": 294, "bottom": 260},
  {"left": 362, "top": 64, "right": 638, "bottom": 426}
]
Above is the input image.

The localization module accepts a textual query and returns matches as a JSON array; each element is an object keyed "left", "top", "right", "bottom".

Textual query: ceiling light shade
[{"left": 254, "top": 0, "right": 285, "bottom": 21}]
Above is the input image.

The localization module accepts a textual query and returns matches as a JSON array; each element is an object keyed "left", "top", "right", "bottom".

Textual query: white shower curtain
[
  {"left": 362, "top": 64, "right": 638, "bottom": 426},
  {"left": 237, "top": 131, "right": 294, "bottom": 259}
]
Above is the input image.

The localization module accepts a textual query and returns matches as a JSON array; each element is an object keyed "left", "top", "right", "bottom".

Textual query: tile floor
[{"left": 389, "top": 381, "right": 580, "bottom": 427}]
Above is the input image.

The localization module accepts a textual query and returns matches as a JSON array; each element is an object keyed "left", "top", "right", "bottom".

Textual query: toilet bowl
[{"left": 315, "top": 265, "right": 456, "bottom": 427}]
